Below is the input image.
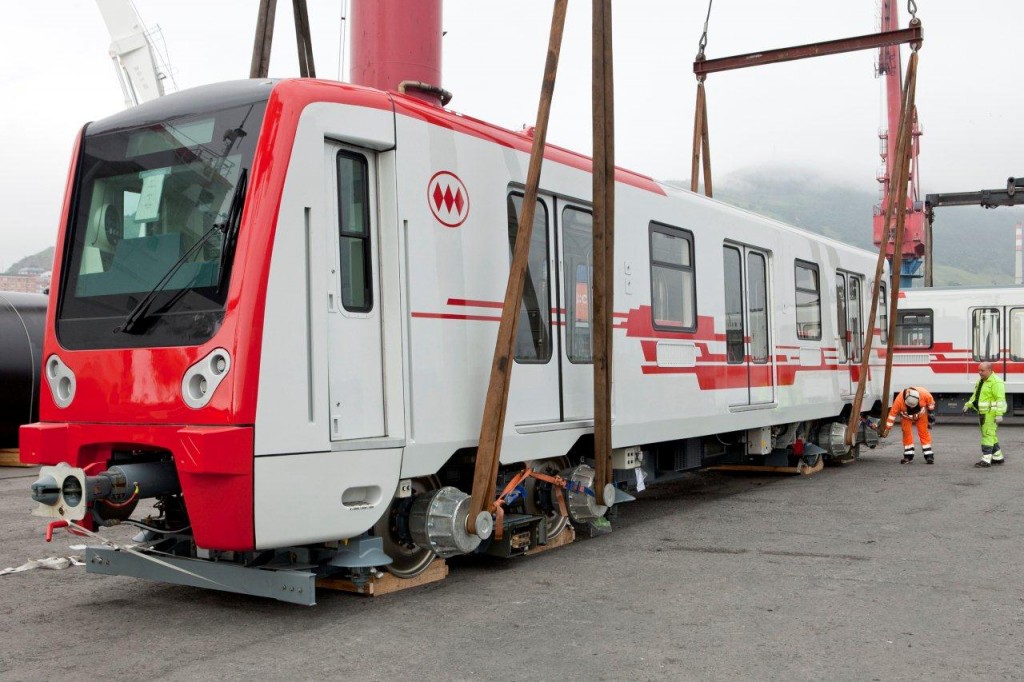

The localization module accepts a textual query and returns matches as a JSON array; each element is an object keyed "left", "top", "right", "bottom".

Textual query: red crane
[{"left": 872, "top": 0, "right": 926, "bottom": 286}]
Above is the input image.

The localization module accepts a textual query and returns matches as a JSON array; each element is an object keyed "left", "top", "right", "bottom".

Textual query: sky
[{"left": 1, "top": 0, "right": 1021, "bottom": 268}]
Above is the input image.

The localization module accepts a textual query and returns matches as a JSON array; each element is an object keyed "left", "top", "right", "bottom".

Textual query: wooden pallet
[
  {"left": 317, "top": 558, "right": 448, "bottom": 596},
  {"left": 709, "top": 456, "right": 825, "bottom": 476},
  {"left": 0, "top": 449, "right": 31, "bottom": 468},
  {"left": 525, "top": 524, "right": 576, "bottom": 556}
]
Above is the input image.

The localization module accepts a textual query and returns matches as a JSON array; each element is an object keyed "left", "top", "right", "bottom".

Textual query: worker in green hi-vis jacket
[{"left": 963, "top": 362, "right": 1008, "bottom": 468}]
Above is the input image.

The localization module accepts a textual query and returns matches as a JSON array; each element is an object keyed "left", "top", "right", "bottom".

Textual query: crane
[
  {"left": 872, "top": 0, "right": 926, "bottom": 287},
  {"left": 95, "top": 0, "right": 176, "bottom": 108}
]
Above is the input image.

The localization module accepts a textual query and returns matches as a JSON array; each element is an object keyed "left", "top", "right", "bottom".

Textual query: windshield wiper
[
  {"left": 115, "top": 169, "right": 249, "bottom": 335},
  {"left": 216, "top": 168, "right": 248, "bottom": 295}
]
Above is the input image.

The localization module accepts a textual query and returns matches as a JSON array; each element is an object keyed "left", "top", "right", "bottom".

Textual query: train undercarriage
[{"left": 31, "top": 414, "right": 879, "bottom": 605}]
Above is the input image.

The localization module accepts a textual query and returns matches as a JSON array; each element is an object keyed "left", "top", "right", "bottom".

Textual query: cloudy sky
[{"left": 1, "top": 0, "right": 1021, "bottom": 267}]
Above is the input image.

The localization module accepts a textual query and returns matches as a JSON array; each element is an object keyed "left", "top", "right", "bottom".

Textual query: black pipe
[{"left": 0, "top": 292, "right": 46, "bottom": 448}]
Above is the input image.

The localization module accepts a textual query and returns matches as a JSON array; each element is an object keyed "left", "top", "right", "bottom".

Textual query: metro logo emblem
[{"left": 427, "top": 171, "right": 470, "bottom": 228}]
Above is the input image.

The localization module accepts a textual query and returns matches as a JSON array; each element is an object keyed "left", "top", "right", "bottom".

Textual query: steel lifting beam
[
  {"left": 925, "top": 177, "right": 1024, "bottom": 211},
  {"left": 693, "top": 26, "right": 923, "bottom": 76},
  {"left": 923, "top": 177, "right": 1023, "bottom": 286}
]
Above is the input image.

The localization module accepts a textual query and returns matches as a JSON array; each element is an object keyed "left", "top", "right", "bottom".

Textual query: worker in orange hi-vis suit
[{"left": 880, "top": 387, "right": 937, "bottom": 464}]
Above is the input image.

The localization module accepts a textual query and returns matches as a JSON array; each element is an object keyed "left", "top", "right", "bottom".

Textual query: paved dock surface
[{"left": 1, "top": 423, "right": 1022, "bottom": 680}]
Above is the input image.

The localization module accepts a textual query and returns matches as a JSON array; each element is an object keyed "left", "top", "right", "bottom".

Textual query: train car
[
  {"left": 891, "top": 286, "right": 1024, "bottom": 416},
  {"left": 0, "top": 292, "right": 47, "bottom": 448},
  {"left": 22, "top": 79, "right": 886, "bottom": 604}
]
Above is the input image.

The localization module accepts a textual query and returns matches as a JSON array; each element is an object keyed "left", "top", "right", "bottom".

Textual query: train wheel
[
  {"left": 523, "top": 457, "right": 570, "bottom": 539},
  {"left": 374, "top": 475, "right": 441, "bottom": 579}
]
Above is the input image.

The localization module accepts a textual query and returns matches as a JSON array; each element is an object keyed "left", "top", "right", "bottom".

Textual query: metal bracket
[{"left": 86, "top": 546, "right": 318, "bottom": 606}]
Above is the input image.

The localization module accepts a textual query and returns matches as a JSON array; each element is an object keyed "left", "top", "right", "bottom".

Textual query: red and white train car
[
  {"left": 23, "top": 79, "right": 886, "bottom": 604},
  {"left": 891, "top": 286, "right": 1024, "bottom": 415}
]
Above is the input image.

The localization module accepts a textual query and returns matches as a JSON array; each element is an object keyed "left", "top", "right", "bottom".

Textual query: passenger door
[
  {"left": 325, "top": 143, "right": 386, "bottom": 440},
  {"left": 506, "top": 192, "right": 561, "bottom": 425},
  {"left": 557, "top": 204, "right": 596, "bottom": 423},
  {"left": 1006, "top": 307, "right": 1024, "bottom": 399},
  {"left": 723, "top": 244, "right": 775, "bottom": 407},
  {"left": 969, "top": 306, "right": 1020, "bottom": 403},
  {"left": 836, "top": 271, "right": 865, "bottom": 396}
]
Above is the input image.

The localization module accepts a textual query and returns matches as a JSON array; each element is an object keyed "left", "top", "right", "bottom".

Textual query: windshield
[{"left": 57, "top": 100, "right": 266, "bottom": 349}]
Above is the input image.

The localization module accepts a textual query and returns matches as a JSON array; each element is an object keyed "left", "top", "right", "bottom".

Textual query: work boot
[
  {"left": 925, "top": 455, "right": 934, "bottom": 464},
  {"left": 991, "top": 458, "right": 1005, "bottom": 465},
  {"left": 974, "top": 460, "right": 992, "bottom": 468},
  {"left": 901, "top": 457, "right": 913, "bottom": 464}
]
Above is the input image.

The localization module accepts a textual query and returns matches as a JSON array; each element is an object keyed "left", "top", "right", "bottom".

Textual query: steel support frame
[
  {"left": 86, "top": 546, "right": 318, "bottom": 606},
  {"left": 693, "top": 27, "right": 923, "bottom": 76}
]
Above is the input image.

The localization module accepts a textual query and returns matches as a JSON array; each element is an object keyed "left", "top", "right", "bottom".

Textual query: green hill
[
  {"left": 680, "top": 167, "right": 1023, "bottom": 287},
  {"left": 5, "top": 247, "right": 54, "bottom": 275}
]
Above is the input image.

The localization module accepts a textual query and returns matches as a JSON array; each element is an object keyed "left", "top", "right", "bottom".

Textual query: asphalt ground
[{"left": 1, "top": 422, "right": 1022, "bottom": 681}]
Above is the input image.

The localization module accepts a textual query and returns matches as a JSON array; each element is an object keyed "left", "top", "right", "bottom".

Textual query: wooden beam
[
  {"left": 0, "top": 449, "right": 30, "bottom": 468},
  {"left": 708, "top": 458, "right": 824, "bottom": 476},
  {"left": 846, "top": 50, "right": 919, "bottom": 444},
  {"left": 249, "top": 0, "right": 278, "bottom": 79},
  {"left": 690, "top": 83, "right": 712, "bottom": 196},
  {"left": 693, "top": 26, "right": 923, "bottom": 76},
  {"left": 467, "top": 0, "right": 568, "bottom": 535},
  {"left": 292, "top": 0, "right": 316, "bottom": 78},
  {"left": 882, "top": 54, "right": 920, "bottom": 411},
  {"left": 592, "top": 0, "right": 615, "bottom": 506}
]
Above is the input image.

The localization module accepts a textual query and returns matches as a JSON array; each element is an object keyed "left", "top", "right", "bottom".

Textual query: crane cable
[
  {"left": 696, "top": 0, "right": 713, "bottom": 61},
  {"left": 690, "top": 0, "right": 714, "bottom": 196}
]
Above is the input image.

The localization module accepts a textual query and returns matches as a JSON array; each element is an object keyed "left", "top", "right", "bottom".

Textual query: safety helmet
[{"left": 904, "top": 388, "right": 920, "bottom": 409}]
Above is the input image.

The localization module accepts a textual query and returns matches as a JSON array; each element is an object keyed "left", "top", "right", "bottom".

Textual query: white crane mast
[{"left": 95, "top": 0, "right": 175, "bottom": 108}]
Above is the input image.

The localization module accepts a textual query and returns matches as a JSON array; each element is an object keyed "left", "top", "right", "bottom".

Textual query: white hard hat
[{"left": 904, "top": 388, "right": 920, "bottom": 409}]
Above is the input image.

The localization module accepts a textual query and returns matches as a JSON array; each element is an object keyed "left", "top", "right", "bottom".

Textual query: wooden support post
[
  {"left": 845, "top": 48, "right": 920, "bottom": 444},
  {"left": 250, "top": 0, "right": 278, "bottom": 79},
  {"left": 690, "top": 81, "right": 712, "bottom": 197},
  {"left": 292, "top": 0, "right": 316, "bottom": 78},
  {"left": 592, "top": 0, "right": 615, "bottom": 506},
  {"left": 709, "top": 457, "right": 824, "bottom": 476},
  {"left": 0, "top": 449, "right": 29, "bottom": 467},
  {"left": 317, "top": 559, "right": 448, "bottom": 596},
  {"left": 524, "top": 525, "right": 576, "bottom": 556},
  {"left": 467, "top": 0, "right": 568, "bottom": 535}
]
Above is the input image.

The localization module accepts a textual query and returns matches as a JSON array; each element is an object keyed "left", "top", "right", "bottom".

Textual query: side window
[
  {"left": 972, "top": 308, "right": 1001, "bottom": 361},
  {"left": 879, "top": 281, "right": 888, "bottom": 345},
  {"left": 1011, "top": 308, "right": 1024, "bottom": 361},
  {"left": 337, "top": 151, "right": 372, "bottom": 312},
  {"left": 562, "top": 207, "right": 593, "bottom": 364},
  {"left": 895, "top": 309, "right": 933, "bottom": 348},
  {"left": 835, "top": 273, "right": 848, "bottom": 363},
  {"left": 649, "top": 223, "right": 696, "bottom": 331},
  {"left": 507, "top": 193, "right": 552, "bottom": 363},
  {"left": 723, "top": 246, "right": 744, "bottom": 364},
  {"left": 794, "top": 260, "right": 821, "bottom": 340}
]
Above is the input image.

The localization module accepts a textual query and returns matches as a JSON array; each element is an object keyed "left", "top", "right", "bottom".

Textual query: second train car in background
[{"left": 892, "top": 286, "right": 1024, "bottom": 417}]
